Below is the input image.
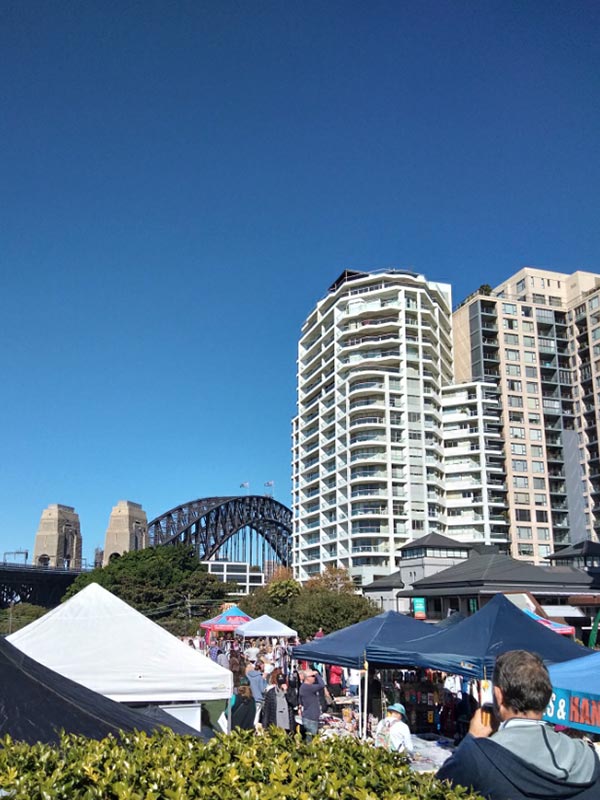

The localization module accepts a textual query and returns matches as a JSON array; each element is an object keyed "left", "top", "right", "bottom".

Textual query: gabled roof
[
  {"left": 363, "top": 572, "right": 405, "bottom": 591},
  {"left": 8, "top": 583, "right": 232, "bottom": 702},
  {"left": 398, "top": 552, "right": 595, "bottom": 596},
  {"left": 399, "top": 532, "right": 473, "bottom": 552},
  {"left": 548, "top": 540, "right": 600, "bottom": 560}
]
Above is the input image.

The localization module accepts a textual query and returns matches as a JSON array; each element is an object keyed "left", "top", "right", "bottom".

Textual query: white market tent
[
  {"left": 235, "top": 614, "right": 297, "bottom": 638},
  {"left": 8, "top": 582, "right": 232, "bottom": 703}
]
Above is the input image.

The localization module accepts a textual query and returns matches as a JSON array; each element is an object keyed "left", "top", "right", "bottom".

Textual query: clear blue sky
[{"left": 1, "top": 1, "right": 599, "bottom": 565}]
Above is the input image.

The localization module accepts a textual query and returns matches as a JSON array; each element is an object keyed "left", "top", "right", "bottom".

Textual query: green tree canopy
[
  {"left": 0, "top": 602, "right": 47, "bottom": 636},
  {"left": 63, "top": 545, "right": 235, "bottom": 635},
  {"left": 239, "top": 567, "right": 378, "bottom": 638}
]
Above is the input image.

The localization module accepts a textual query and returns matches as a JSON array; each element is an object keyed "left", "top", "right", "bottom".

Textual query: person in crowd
[
  {"left": 244, "top": 639, "right": 260, "bottom": 664},
  {"left": 266, "top": 667, "right": 283, "bottom": 691},
  {"left": 230, "top": 683, "right": 256, "bottom": 731},
  {"left": 374, "top": 703, "right": 413, "bottom": 754},
  {"left": 261, "top": 674, "right": 295, "bottom": 732},
  {"left": 228, "top": 649, "right": 245, "bottom": 690},
  {"left": 327, "top": 663, "right": 344, "bottom": 698},
  {"left": 187, "top": 638, "right": 196, "bottom": 649},
  {"left": 298, "top": 669, "right": 325, "bottom": 742},
  {"left": 216, "top": 648, "right": 229, "bottom": 670},
  {"left": 437, "top": 650, "right": 600, "bottom": 800},
  {"left": 246, "top": 661, "right": 267, "bottom": 726},
  {"left": 208, "top": 639, "right": 219, "bottom": 662},
  {"left": 367, "top": 670, "right": 383, "bottom": 720},
  {"left": 314, "top": 627, "right": 324, "bottom": 639},
  {"left": 346, "top": 667, "right": 361, "bottom": 696}
]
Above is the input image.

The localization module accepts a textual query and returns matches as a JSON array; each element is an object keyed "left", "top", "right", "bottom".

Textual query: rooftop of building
[{"left": 397, "top": 551, "right": 597, "bottom": 597}]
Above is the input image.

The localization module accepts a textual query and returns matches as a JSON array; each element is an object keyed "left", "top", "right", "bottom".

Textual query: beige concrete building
[
  {"left": 453, "top": 267, "right": 600, "bottom": 562},
  {"left": 33, "top": 504, "right": 82, "bottom": 568},
  {"left": 102, "top": 500, "right": 148, "bottom": 565}
]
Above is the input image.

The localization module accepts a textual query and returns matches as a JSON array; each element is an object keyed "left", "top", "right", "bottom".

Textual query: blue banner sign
[{"left": 544, "top": 689, "right": 600, "bottom": 734}]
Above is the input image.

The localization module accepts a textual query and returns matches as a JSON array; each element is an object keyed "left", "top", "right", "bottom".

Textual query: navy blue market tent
[
  {"left": 291, "top": 610, "right": 431, "bottom": 669},
  {"left": 0, "top": 635, "right": 203, "bottom": 744},
  {"left": 366, "top": 593, "right": 590, "bottom": 678}
]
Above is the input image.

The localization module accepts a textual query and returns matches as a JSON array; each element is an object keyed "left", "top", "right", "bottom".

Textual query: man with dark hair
[{"left": 437, "top": 650, "right": 600, "bottom": 799}]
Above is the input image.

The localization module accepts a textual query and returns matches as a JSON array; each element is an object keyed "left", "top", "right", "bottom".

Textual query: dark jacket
[
  {"left": 261, "top": 687, "right": 295, "bottom": 730},
  {"left": 230, "top": 695, "right": 256, "bottom": 731},
  {"left": 437, "top": 732, "right": 600, "bottom": 800}
]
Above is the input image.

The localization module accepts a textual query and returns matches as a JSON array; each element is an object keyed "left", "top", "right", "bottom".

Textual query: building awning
[{"left": 541, "top": 605, "right": 586, "bottom": 619}]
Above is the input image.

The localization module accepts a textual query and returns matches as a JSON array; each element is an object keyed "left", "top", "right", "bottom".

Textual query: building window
[
  {"left": 517, "top": 526, "right": 532, "bottom": 539},
  {"left": 506, "top": 349, "right": 520, "bottom": 361},
  {"left": 504, "top": 333, "right": 519, "bottom": 345},
  {"left": 514, "top": 492, "right": 530, "bottom": 504},
  {"left": 518, "top": 544, "right": 534, "bottom": 556},
  {"left": 512, "top": 460, "right": 528, "bottom": 472},
  {"left": 515, "top": 509, "right": 531, "bottom": 521},
  {"left": 511, "top": 443, "right": 526, "bottom": 455},
  {"left": 536, "top": 510, "right": 549, "bottom": 522},
  {"left": 526, "top": 382, "right": 538, "bottom": 393},
  {"left": 506, "top": 364, "right": 521, "bottom": 376},
  {"left": 513, "top": 476, "right": 529, "bottom": 488},
  {"left": 507, "top": 380, "right": 522, "bottom": 391},
  {"left": 525, "top": 366, "right": 538, "bottom": 378},
  {"left": 503, "top": 303, "right": 517, "bottom": 315},
  {"left": 532, "top": 461, "right": 545, "bottom": 473},
  {"left": 533, "top": 477, "right": 546, "bottom": 490}
]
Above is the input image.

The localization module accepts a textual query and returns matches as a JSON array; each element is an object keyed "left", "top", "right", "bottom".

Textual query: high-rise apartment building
[
  {"left": 292, "top": 269, "right": 454, "bottom": 586},
  {"left": 441, "top": 382, "right": 509, "bottom": 547},
  {"left": 453, "top": 267, "right": 600, "bottom": 561}
]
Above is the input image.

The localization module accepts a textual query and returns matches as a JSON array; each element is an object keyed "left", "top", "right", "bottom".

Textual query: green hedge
[{"left": 0, "top": 728, "right": 482, "bottom": 800}]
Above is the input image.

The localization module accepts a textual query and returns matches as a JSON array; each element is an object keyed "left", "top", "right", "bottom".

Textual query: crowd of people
[{"left": 188, "top": 634, "right": 600, "bottom": 799}]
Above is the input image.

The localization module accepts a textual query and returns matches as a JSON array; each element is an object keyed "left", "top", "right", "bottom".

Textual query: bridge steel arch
[{"left": 147, "top": 495, "right": 293, "bottom": 567}]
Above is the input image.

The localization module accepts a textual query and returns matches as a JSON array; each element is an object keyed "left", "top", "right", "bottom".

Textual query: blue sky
[{"left": 1, "top": 1, "right": 599, "bottom": 565}]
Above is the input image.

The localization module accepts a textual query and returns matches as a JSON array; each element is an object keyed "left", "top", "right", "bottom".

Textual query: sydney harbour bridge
[{"left": 0, "top": 495, "right": 293, "bottom": 608}]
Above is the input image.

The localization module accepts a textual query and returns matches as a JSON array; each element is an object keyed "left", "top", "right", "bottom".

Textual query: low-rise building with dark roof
[
  {"left": 362, "top": 533, "right": 472, "bottom": 612},
  {"left": 397, "top": 550, "right": 600, "bottom": 638}
]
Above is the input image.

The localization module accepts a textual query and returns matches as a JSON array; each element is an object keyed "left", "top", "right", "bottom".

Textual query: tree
[
  {"left": 63, "top": 545, "right": 235, "bottom": 635},
  {"left": 305, "top": 565, "right": 356, "bottom": 594},
  {"left": 239, "top": 567, "right": 379, "bottom": 639},
  {"left": 0, "top": 602, "right": 46, "bottom": 635}
]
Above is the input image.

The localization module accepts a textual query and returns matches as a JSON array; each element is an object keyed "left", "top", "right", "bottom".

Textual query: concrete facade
[
  {"left": 33, "top": 504, "right": 82, "bottom": 569},
  {"left": 453, "top": 267, "right": 600, "bottom": 562},
  {"left": 102, "top": 500, "right": 148, "bottom": 566}
]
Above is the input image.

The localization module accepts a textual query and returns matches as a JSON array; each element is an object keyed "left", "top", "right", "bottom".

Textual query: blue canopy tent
[
  {"left": 366, "top": 594, "right": 591, "bottom": 679},
  {"left": 292, "top": 610, "right": 431, "bottom": 738},
  {"left": 291, "top": 610, "right": 431, "bottom": 669},
  {"left": 545, "top": 651, "right": 600, "bottom": 733}
]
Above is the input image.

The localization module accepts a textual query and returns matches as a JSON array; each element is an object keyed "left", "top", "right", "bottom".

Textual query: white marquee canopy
[{"left": 8, "top": 582, "right": 232, "bottom": 703}]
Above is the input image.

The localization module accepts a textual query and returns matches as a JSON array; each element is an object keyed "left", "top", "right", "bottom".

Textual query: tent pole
[
  {"left": 227, "top": 696, "right": 232, "bottom": 734},
  {"left": 363, "top": 657, "right": 369, "bottom": 739},
  {"left": 357, "top": 674, "right": 363, "bottom": 740}
]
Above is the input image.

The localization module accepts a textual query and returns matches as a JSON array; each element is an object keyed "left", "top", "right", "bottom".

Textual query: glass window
[
  {"left": 508, "top": 395, "right": 524, "bottom": 408},
  {"left": 525, "top": 366, "right": 538, "bottom": 378},
  {"left": 510, "top": 427, "right": 525, "bottom": 439},
  {"left": 536, "top": 510, "right": 549, "bottom": 522},
  {"left": 513, "top": 475, "right": 529, "bottom": 488},
  {"left": 530, "top": 429, "right": 542, "bottom": 440},
  {"left": 503, "top": 303, "right": 517, "bottom": 315},
  {"left": 517, "top": 526, "right": 532, "bottom": 539},
  {"left": 506, "top": 364, "right": 521, "bottom": 376},
  {"left": 534, "top": 494, "right": 547, "bottom": 505},
  {"left": 538, "top": 527, "right": 550, "bottom": 540},
  {"left": 506, "top": 349, "right": 520, "bottom": 361},
  {"left": 528, "top": 413, "right": 541, "bottom": 424},
  {"left": 512, "top": 459, "right": 528, "bottom": 472},
  {"left": 516, "top": 508, "right": 531, "bottom": 521},
  {"left": 531, "top": 445, "right": 543, "bottom": 457},
  {"left": 524, "top": 351, "right": 537, "bottom": 364},
  {"left": 526, "top": 382, "right": 538, "bottom": 394},
  {"left": 514, "top": 492, "right": 530, "bottom": 504},
  {"left": 507, "top": 380, "right": 522, "bottom": 391},
  {"left": 532, "top": 461, "right": 545, "bottom": 473},
  {"left": 521, "top": 306, "right": 532, "bottom": 318},
  {"left": 504, "top": 333, "right": 519, "bottom": 345},
  {"left": 518, "top": 544, "right": 534, "bottom": 556},
  {"left": 533, "top": 477, "right": 546, "bottom": 490},
  {"left": 511, "top": 443, "right": 526, "bottom": 455},
  {"left": 523, "top": 336, "right": 535, "bottom": 347}
]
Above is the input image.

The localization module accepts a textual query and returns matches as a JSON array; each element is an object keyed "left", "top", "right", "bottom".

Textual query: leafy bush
[{"left": 0, "top": 728, "right": 482, "bottom": 799}]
